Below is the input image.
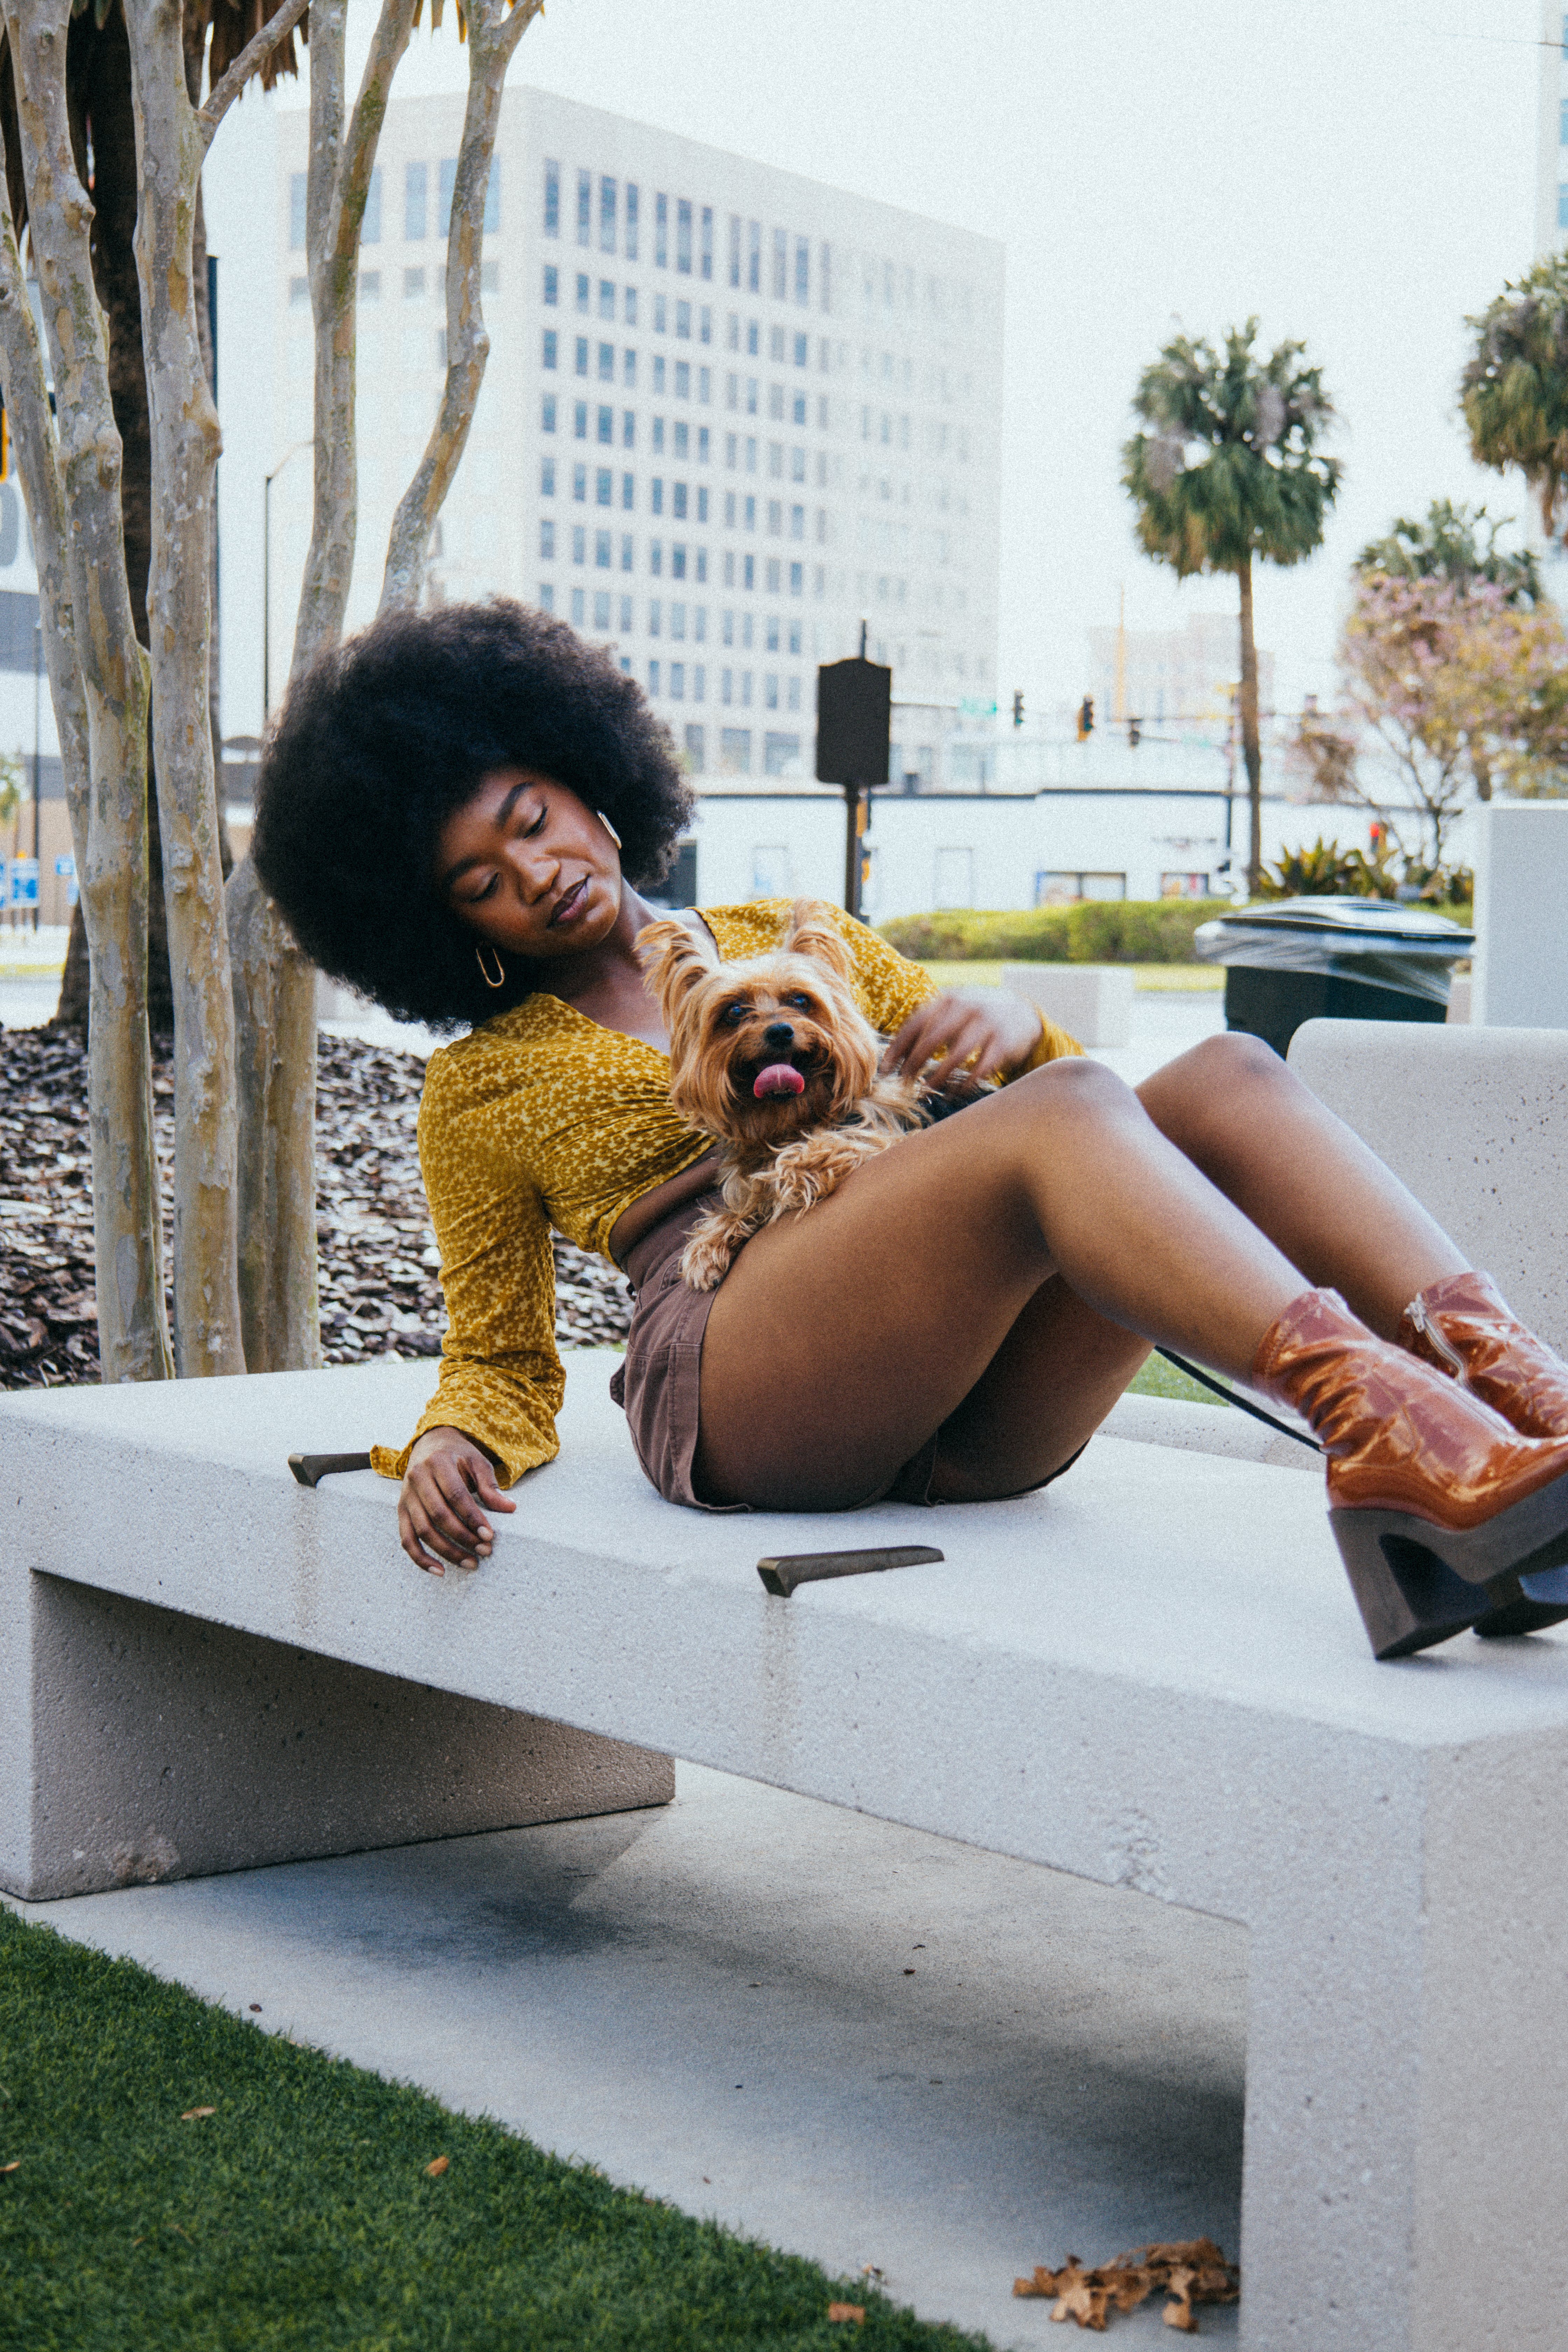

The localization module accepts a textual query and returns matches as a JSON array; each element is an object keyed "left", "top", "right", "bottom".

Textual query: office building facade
[{"left": 270, "top": 86, "right": 1003, "bottom": 777}]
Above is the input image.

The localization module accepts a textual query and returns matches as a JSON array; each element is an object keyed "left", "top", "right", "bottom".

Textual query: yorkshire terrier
[{"left": 637, "top": 897, "right": 971, "bottom": 1291}]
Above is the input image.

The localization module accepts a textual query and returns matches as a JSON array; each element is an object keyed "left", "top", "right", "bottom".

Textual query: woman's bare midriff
[{"left": 608, "top": 1148, "right": 719, "bottom": 1266}]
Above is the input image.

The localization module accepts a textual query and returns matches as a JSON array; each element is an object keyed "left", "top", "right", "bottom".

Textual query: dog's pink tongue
[{"left": 754, "top": 1062, "right": 806, "bottom": 1100}]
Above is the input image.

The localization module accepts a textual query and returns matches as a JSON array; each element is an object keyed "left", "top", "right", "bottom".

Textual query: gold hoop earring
[
  {"left": 475, "top": 944, "right": 506, "bottom": 990},
  {"left": 597, "top": 809, "right": 623, "bottom": 850}
]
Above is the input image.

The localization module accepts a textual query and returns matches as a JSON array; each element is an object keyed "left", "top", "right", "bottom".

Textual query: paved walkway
[{"left": 8, "top": 1764, "right": 1244, "bottom": 2346}]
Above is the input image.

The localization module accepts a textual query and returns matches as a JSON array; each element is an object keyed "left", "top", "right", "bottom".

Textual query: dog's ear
[
  {"left": 783, "top": 897, "right": 855, "bottom": 981},
  {"left": 636, "top": 917, "right": 719, "bottom": 1023}
]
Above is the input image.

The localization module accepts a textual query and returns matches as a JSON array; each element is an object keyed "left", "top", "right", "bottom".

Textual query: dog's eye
[
  {"left": 720, "top": 1001, "right": 749, "bottom": 1026},
  {"left": 784, "top": 993, "right": 811, "bottom": 1010}
]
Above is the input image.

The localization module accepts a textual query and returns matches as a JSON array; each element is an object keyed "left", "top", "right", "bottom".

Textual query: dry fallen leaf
[
  {"left": 1013, "top": 2241, "right": 1238, "bottom": 2333},
  {"left": 179, "top": 2107, "right": 216, "bottom": 2122},
  {"left": 826, "top": 2305, "right": 865, "bottom": 2326},
  {"left": 425, "top": 2156, "right": 449, "bottom": 2178},
  {"left": 0, "top": 2161, "right": 18, "bottom": 2176}
]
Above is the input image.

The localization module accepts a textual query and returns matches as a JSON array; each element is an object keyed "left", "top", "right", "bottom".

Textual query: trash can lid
[
  {"left": 1192, "top": 897, "right": 1474, "bottom": 1002},
  {"left": 1196, "top": 896, "right": 1474, "bottom": 950}
]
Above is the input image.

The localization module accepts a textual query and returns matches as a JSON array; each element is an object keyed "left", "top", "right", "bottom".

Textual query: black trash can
[{"left": 1192, "top": 898, "right": 1475, "bottom": 1061}]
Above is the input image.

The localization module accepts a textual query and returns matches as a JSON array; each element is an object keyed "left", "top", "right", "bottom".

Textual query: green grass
[
  {"left": 916, "top": 960, "right": 1221, "bottom": 994},
  {"left": 0, "top": 1908, "right": 991, "bottom": 2351},
  {"left": 1124, "top": 1352, "right": 1228, "bottom": 1407}
]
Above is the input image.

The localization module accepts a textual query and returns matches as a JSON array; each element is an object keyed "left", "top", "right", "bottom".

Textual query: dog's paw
[{"left": 680, "top": 1234, "right": 732, "bottom": 1290}]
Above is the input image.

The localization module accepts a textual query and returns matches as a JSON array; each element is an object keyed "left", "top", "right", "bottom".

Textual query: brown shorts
[{"left": 608, "top": 1191, "right": 940, "bottom": 1513}]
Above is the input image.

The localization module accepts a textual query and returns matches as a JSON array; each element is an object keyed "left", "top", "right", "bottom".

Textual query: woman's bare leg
[
  {"left": 1136, "top": 1032, "right": 1466, "bottom": 1337},
  {"left": 696, "top": 1057, "right": 1308, "bottom": 1510}
]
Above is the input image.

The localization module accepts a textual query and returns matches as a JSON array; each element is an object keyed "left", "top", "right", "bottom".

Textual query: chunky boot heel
[
  {"left": 1329, "top": 1513, "right": 1487, "bottom": 1659},
  {"left": 1255, "top": 1289, "right": 1568, "bottom": 1661},
  {"left": 1474, "top": 1562, "right": 1568, "bottom": 1641},
  {"left": 1401, "top": 1272, "right": 1568, "bottom": 1639}
]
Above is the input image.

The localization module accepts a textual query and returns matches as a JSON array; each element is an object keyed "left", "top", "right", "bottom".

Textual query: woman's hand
[
  {"left": 882, "top": 987, "right": 1042, "bottom": 1090},
  {"left": 399, "top": 1426, "right": 516, "bottom": 1574}
]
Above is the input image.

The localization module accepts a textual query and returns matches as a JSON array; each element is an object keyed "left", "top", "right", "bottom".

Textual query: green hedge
[{"left": 878, "top": 898, "right": 1235, "bottom": 966}]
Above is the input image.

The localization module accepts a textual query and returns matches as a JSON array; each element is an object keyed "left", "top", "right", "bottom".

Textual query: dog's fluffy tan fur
[{"left": 637, "top": 898, "right": 926, "bottom": 1290}]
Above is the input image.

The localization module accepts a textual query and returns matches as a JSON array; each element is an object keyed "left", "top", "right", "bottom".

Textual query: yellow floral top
[{"left": 371, "top": 899, "right": 1083, "bottom": 1487}]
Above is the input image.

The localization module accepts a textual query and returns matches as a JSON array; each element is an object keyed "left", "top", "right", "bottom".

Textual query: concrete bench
[
  {"left": 6, "top": 1351, "right": 1568, "bottom": 2348},
  {"left": 1001, "top": 962, "right": 1134, "bottom": 1048}
]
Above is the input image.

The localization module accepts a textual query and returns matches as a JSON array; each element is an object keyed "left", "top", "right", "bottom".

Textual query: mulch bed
[{"left": 0, "top": 1023, "right": 633, "bottom": 1390}]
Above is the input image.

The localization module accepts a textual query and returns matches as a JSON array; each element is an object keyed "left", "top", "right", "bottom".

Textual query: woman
[{"left": 254, "top": 599, "right": 1568, "bottom": 1660}]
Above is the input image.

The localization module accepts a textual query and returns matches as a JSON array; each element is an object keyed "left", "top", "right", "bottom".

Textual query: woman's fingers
[{"left": 403, "top": 1457, "right": 496, "bottom": 1571}]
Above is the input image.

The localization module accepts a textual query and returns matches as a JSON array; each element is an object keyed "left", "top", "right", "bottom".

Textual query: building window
[
  {"left": 728, "top": 215, "right": 741, "bottom": 288},
  {"left": 289, "top": 273, "right": 309, "bottom": 306},
  {"left": 596, "top": 531, "right": 612, "bottom": 567},
  {"left": 401, "top": 267, "right": 423, "bottom": 299},
  {"left": 571, "top": 587, "right": 586, "bottom": 624},
  {"left": 575, "top": 337, "right": 589, "bottom": 376},
  {"left": 698, "top": 426, "right": 710, "bottom": 462},
  {"left": 594, "top": 590, "right": 611, "bottom": 628},
  {"left": 654, "top": 355, "right": 667, "bottom": 394},
  {"left": 741, "top": 670, "right": 753, "bottom": 705},
  {"left": 701, "top": 206, "right": 713, "bottom": 280},
  {"left": 544, "top": 160, "right": 560, "bottom": 237},
  {"left": 624, "top": 349, "right": 637, "bottom": 389},
  {"left": 539, "top": 582, "right": 555, "bottom": 612},
  {"left": 819, "top": 241, "right": 831, "bottom": 312},
  {"left": 623, "top": 410, "right": 636, "bottom": 448},
  {"left": 573, "top": 464, "right": 587, "bottom": 500},
  {"left": 360, "top": 167, "right": 382, "bottom": 244},
  {"left": 572, "top": 526, "right": 586, "bottom": 563},
  {"left": 542, "top": 394, "right": 557, "bottom": 432},
  {"left": 686, "top": 723, "right": 706, "bottom": 770},
  {"left": 577, "top": 168, "right": 591, "bottom": 246},
  {"left": 540, "top": 519, "right": 555, "bottom": 559},
  {"left": 767, "top": 498, "right": 782, "bottom": 533},
  {"left": 626, "top": 182, "right": 639, "bottom": 260},
  {"left": 543, "top": 264, "right": 558, "bottom": 306},
  {"left": 743, "top": 554, "right": 755, "bottom": 590},
  {"left": 650, "top": 598, "right": 662, "bottom": 636},
  {"left": 1559, "top": 182, "right": 1568, "bottom": 230},
  {"left": 289, "top": 171, "right": 307, "bottom": 250},
  {"left": 772, "top": 227, "right": 787, "bottom": 300},
  {"left": 598, "top": 281, "right": 615, "bottom": 322},
  {"left": 747, "top": 219, "right": 761, "bottom": 293},
  {"left": 672, "top": 544, "right": 687, "bottom": 579},
  {"left": 652, "top": 478, "right": 664, "bottom": 515},
  {"left": 787, "top": 676, "right": 800, "bottom": 711},
  {"left": 596, "top": 468, "right": 612, "bottom": 505},
  {"left": 697, "top": 487, "right": 709, "bottom": 523},
  {"left": 622, "top": 471, "right": 635, "bottom": 509},
  {"left": 673, "top": 482, "right": 688, "bottom": 520},
  {"left": 676, "top": 361, "right": 691, "bottom": 398},
  {"left": 790, "top": 503, "right": 804, "bottom": 538},
  {"left": 696, "top": 549, "right": 707, "bottom": 582},
  {"left": 794, "top": 236, "right": 808, "bottom": 305},
  {"left": 621, "top": 594, "right": 634, "bottom": 630},
  {"left": 671, "top": 662, "right": 686, "bottom": 699},
  {"left": 700, "top": 307, "right": 712, "bottom": 345},
  {"left": 677, "top": 197, "right": 693, "bottom": 274},
  {"left": 721, "top": 725, "right": 750, "bottom": 772},
  {"left": 764, "top": 731, "right": 800, "bottom": 776},
  {"left": 541, "top": 457, "right": 555, "bottom": 495},
  {"left": 766, "top": 558, "right": 781, "bottom": 592},
  {"left": 650, "top": 540, "right": 663, "bottom": 575},
  {"left": 766, "top": 616, "right": 779, "bottom": 653},
  {"left": 621, "top": 534, "right": 634, "bottom": 571},
  {"left": 542, "top": 329, "right": 558, "bottom": 370},
  {"left": 573, "top": 402, "right": 588, "bottom": 439},
  {"left": 747, "top": 320, "right": 760, "bottom": 355},
  {"left": 405, "top": 161, "right": 427, "bottom": 241},
  {"left": 575, "top": 272, "right": 589, "bottom": 311},
  {"left": 771, "top": 323, "right": 786, "bottom": 362},
  {"left": 600, "top": 174, "right": 617, "bottom": 252},
  {"left": 654, "top": 293, "right": 667, "bottom": 334},
  {"left": 656, "top": 191, "right": 668, "bottom": 267},
  {"left": 649, "top": 659, "right": 661, "bottom": 694},
  {"left": 670, "top": 601, "right": 686, "bottom": 642}
]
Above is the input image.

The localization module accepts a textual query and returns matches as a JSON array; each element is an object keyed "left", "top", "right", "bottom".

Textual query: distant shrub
[{"left": 879, "top": 899, "right": 1233, "bottom": 965}]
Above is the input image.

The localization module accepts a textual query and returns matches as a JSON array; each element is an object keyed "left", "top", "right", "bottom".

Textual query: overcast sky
[{"left": 293, "top": 0, "right": 1548, "bottom": 721}]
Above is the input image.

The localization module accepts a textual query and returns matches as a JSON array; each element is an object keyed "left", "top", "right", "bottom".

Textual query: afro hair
[{"left": 251, "top": 598, "right": 695, "bottom": 1030}]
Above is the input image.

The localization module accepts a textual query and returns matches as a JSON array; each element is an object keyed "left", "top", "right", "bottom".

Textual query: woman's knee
[{"left": 1003, "top": 1054, "right": 1138, "bottom": 1117}]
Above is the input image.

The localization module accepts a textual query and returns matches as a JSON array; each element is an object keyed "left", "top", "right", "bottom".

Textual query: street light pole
[{"left": 262, "top": 437, "right": 313, "bottom": 721}]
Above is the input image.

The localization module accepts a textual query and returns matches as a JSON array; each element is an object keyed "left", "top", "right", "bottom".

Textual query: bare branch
[
  {"left": 197, "top": 0, "right": 309, "bottom": 152},
  {"left": 380, "top": 0, "right": 542, "bottom": 610}
]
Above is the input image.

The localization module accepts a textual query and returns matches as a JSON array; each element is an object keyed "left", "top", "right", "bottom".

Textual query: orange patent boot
[
  {"left": 1254, "top": 1288, "right": 1568, "bottom": 1660},
  {"left": 1399, "top": 1270, "right": 1568, "bottom": 1637}
]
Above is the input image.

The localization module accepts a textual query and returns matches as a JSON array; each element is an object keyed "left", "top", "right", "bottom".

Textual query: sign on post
[
  {"left": 55, "top": 852, "right": 77, "bottom": 908},
  {"left": 9, "top": 856, "right": 38, "bottom": 908}
]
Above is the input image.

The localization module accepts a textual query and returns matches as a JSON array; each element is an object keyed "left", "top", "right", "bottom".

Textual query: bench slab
[{"left": 7, "top": 1354, "right": 1568, "bottom": 2350}]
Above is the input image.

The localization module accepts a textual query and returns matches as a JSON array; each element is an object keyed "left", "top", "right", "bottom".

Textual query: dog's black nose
[{"left": 763, "top": 1021, "right": 795, "bottom": 1049}]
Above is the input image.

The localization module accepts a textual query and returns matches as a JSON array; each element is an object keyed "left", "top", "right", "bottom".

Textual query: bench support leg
[
  {"left": 2, "top": 1572, "right": 673, "bottom": 1902},
  {"left": 1240, "top": 1731, "right": 1568, "bottom": 2350}
]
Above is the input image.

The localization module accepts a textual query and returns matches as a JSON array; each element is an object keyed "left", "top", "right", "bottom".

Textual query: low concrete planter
[{"left": 1000, "top": 962, "right": 1135, "bottom": 1049}]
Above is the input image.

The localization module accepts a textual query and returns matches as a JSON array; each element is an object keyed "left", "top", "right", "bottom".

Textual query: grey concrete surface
[
  {"left": 11, "top": 1355, "right": 1568, "bottom": 2345},
  {"left": 1288, "top": 1017, "right": 1568, "bottom": 1354},
  {"left": 6, "top": 1761, "right": 1245, "bottom": 2348}
]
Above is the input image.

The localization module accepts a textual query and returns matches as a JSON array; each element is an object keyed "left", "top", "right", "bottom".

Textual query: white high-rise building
[{"left": 264, "top": 87, "right": 1003, "bottom": 780}]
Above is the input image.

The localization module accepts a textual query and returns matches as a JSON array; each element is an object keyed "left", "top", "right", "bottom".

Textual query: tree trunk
[
  {"left": 1236, "top": 552, "right": 1264, "bottom": 896},
  {"left": 125, "top": 0, "right": 244, "bottom": 1377},
  {"left": 6, "top": 0, "right": 170, "bottom": 1383},
  {"left": 229, "top": 858, "right": 318, "bottom": 1366}
]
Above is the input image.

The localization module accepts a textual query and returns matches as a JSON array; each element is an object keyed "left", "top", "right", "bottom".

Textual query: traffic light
[
  {"left": 1011, "top": 689, "right": 1024, "bottom": 728},
  {"left": 1368, "top": 821, "right": 1386, "bottom": 854},
  {"left": 1077, "top": 695, "right": 1094, "bottom": 741},
  {"left": 1128, "top": 717, "right": 1141, "bottom": 748}
]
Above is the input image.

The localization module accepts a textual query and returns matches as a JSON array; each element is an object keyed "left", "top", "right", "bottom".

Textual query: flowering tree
[{"left": 1337, "top": 573, "right": 1568, "bottom": 868}]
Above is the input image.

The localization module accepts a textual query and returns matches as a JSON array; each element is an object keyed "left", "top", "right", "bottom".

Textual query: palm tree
[
  {"left": 1122, "top": 321, "right": 1341, "bottom": 894},
  {"left": 1461, "top": 253, "right": 1568, "bottom": 539},
  {"left": 1356, "top": 497, "right": 1541, "bottom": 606}
]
